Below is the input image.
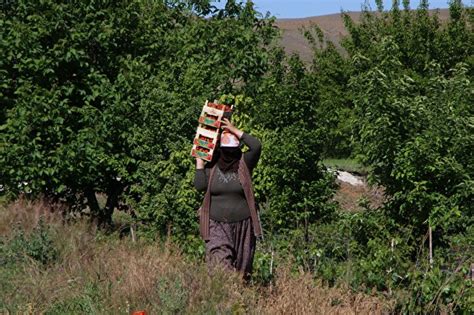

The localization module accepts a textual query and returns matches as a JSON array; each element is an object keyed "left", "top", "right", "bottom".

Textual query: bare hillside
[{"left": 275, "top": 9, "right": 450, "bottom": 62}]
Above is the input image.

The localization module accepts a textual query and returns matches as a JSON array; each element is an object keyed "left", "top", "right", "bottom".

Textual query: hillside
[{"left": 275, "top": 9, "right": 450, "bottom": 62}]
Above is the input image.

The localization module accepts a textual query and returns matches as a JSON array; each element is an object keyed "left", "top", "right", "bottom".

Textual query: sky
[{"left": 214, "top": 1, "right": 469, "bottom": 18}]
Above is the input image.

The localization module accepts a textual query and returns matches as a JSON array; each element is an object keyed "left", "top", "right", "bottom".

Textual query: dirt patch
[{"left": 333, "top": 180, "right": 385, "bottom": 211}]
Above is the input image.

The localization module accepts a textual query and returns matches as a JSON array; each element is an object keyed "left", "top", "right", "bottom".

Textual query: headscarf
[
  {"left": 217, "top": 131, "right": 241, "bottom": 172},
  {"left": 217, "top": 147, "right": 242, "bottom": 172}
]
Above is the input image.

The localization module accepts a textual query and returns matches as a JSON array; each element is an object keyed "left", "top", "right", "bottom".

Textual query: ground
[{"left": 333, "top": 179, "right": 385, "bottom": 212}]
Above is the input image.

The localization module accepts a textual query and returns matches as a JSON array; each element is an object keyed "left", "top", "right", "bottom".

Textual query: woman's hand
[
  {"left": 196, "top": 158, "right": 205, "bottom": 169},
  {"left": 221, "top": 118, "right": 243, "bottom": 138}
]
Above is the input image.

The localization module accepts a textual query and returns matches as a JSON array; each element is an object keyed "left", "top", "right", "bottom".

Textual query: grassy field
[{"left": 0, "top": 199, "right": 393, "bottom": 314}]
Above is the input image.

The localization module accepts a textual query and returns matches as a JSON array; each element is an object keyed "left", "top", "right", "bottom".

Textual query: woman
[{"left": 194, "top": 118, "right": 262, "bottom": 279}]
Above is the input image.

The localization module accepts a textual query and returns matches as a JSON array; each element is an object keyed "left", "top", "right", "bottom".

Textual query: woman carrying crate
[{"left": 194, "top": 118, "right": 262, "bottom": 280}]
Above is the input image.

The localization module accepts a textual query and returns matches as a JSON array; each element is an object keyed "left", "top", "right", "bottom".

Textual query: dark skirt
[{"left": 205, "top": 217, "right": 256, "bottom": 279}]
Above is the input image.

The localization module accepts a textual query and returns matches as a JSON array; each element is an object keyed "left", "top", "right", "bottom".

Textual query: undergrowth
[{"left": 0, "top": 199, "right": 392, "bottom": 314}]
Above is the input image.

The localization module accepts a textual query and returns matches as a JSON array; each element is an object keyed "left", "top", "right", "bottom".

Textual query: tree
[
  {"left": 241, "top": 51, "right": 337, "bottom": 235},
  {"left": 345, "top": 0, "right": 473, "bottom": 231},
  {"left": 0, "top": 0, "right": 277, "bottom": 229},
  {"left": 303, "top": 25, "right": 354, "bottom": 158},
  {"left": 344, "top": 2, "right": 473, "bottom": 309}
]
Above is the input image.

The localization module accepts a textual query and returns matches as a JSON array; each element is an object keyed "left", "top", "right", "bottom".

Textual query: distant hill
[{"left": 275, "top": 9, "right": 450, "bottom": 62}]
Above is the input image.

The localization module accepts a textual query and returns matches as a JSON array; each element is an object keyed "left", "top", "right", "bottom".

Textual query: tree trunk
[
  {"left": 85, "top": 182, "right": 122, "bottom": 229},
  {"left": 100, "top": 180, "right": 123, "bottom": 228},
  {"left": 85, "top": 187, "right": 101, "bottom": 226}
]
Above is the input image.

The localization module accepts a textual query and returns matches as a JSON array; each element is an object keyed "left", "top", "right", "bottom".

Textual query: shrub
[{"left": 0, "top": 219, "right": 58, "bottom": 266}]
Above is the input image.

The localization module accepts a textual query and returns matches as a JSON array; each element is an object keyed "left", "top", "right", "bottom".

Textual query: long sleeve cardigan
[
  {"left": 194, "top": 133, "right": 261, "bottom": 222},
  {"left": 194, "top": 133, "right": 263, "bottom": 240}
]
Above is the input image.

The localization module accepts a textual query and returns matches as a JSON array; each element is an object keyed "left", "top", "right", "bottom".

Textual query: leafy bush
[
  {"left": 342, "top": 1, "right": 473, "bottom": 311},
  {"left": 0, "top": 219, "right": 58, "bottom": 266},
  {"left": 241, "top": 53, "right": 338, "bottom": 235},
  {"left": 0, "top": 0, "right": 277, "bottom": 228}
]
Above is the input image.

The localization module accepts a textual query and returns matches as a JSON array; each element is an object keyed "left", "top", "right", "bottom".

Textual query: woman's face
[{"left": 220, "top": 130, "right": 240, "bottom": 148}]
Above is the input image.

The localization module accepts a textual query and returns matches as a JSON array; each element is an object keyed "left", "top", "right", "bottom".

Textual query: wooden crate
[{"left": 191, "top": 100, "right": 233, "bottom": 161}]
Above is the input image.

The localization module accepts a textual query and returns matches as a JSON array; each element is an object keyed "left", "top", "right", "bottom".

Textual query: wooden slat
[
  {"left": 196, "top": 127, "right": 219, "bottom": 139},
  {"left": 193, "top": 138, "right": 216, "bottom": 149},
  {"left": 202, "top": 106, "right": 225, "bottom": 117},
  {"left": 199, "top": 116, "right": 221, "bottom": 128},
  {"left": 191, "top": 148, "right": 212, "bottom": 161}
]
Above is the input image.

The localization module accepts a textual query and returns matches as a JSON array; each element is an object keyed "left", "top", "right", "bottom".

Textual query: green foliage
[
  {"left": 2, "top": 0, "right": 473, "bottom": 312},
  {"left": 0, "top": 219, "right": 58, "bottom": 266},
  {"left": 124, "top": 1, "right": 278, "bottom": 239},
  {"left": 250, "top": 126, "right": 337, "bottom": 234},
  {"left": 304, "top": 26, "right": 355, "bottom": 158},
  {"left": 1, "top": 0, "right": 170, "bottom": 222},
  {"left": 252, "top": 244, "right": 275, "bottom": 285},
  {"left": 243, "top": 5, "right": 474, "bottom": 312},
  {"left": 340, "top": 1, "right": 474, "bottom": 311},
  {"left": 0, "top": 0, "right": 335, "bottom": 241},
  {"left": 350, "top": 31, "right": 473, "bottom": 236},
  {"left": 237, "top": 51, "right": 338, "bottom": 235},
  {"left": 154, "top": 276, "right": 188, "bottom": 313},
  {"left": 0, "top": 0, "right": 278, "bottom": 228},
  {"left": 46, "top": 294, "right": 100, "bottom": 315},
  {"left": 343, "top": 0, "right": 473, "bottom": 75}
]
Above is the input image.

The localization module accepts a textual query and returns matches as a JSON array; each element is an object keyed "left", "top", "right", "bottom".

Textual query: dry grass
[
  {"left": 256, "top": 269, "right": 392, "bottom": 314},
  {"left": 333, "top": 181, "right": 386, "bottom": 212},
  {"left": 0, "top": 197, "right": 65, "bottom": 236},
  {"left": 0, "top": 199, "right": 393, "bottom": 314}
]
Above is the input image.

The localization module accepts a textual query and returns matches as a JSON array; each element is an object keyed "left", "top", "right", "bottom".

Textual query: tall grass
[{"left": 0, "top": 199, "right": 393, "bottom": 314}]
